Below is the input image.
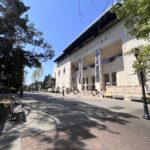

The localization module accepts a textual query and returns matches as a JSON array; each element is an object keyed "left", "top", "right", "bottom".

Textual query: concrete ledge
[
  {"left": 131, "top": 96, "right": 142, "bottom": 102},
  {"left": 112, "top": 95, "right": 124, "bottom": 100}
]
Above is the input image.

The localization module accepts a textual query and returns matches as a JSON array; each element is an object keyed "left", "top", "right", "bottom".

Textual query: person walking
[
  {"left": 19, "top": 88, "right": 23, "bottom": 98},
  {"left": 62, "top": 89, "right": 65, "bottom": 97}
]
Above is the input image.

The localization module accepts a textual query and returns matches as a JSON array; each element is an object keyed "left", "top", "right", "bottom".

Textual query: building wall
[
  {"left": 54, "top": 21, "right": 149, "bottom": 96},
  {"left": 55, "top": 57, "right": 71, "bottom": 91},
  {"left": 121, "top": 32, "right": 149, "bottom": 86},
  {"left": 73, "top": 67, "right": 95, "bottom": 91},
  {"left": 70, "top": 21, "right": 124, "bottom": 63},
  {"left": 102, "top": 56, "right": 125, "bottom": 86}
]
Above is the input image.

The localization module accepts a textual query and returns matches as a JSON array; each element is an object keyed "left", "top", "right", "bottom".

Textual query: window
[
  {"left": 58, "top": 70, "right": 60, "bottom": 76},
  {"left": 104, "top": 74, "right": 110, "bottom": 86},
  {"left": 72, "top": 77, "right": 74, "bottom": 82},
  {"left": 91, "top": 76, "right": 95, "bottom": 84},
  {"left": 86, "top": 85, "right": 89, "bottom": 90},
  {"left": 112, "top": 72, "right": 117, "bottom": 85},
  {"left": 91, "top": 85, "right": 95, "bottom": 91},
  {"left": 83, "top": 78, "right": 85, "bottom": 84},
  {"left": 63, "top": 67, "right": 65, "bottom": 74},
  {"left": 86, "top": 77, "right": 88, "bottom": 84},
  {"left": 83, "top": 86, "right": 85, "bottom": 90}
]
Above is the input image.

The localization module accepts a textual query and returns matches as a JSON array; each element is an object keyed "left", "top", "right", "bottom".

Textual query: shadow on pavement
[
  {"left": 0, "top": 104, "right": 9, "bottom": 134},
  {"left": 21, "top": 93, "right": 139, "bottom": 150},
  {"left": 0, "top": 104, "right": 14, "bottom": 150},
  {"left": 0, "top": 102, "right": 32, "bottom": 150}
]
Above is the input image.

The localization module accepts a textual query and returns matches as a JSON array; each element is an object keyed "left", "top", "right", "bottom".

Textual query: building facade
[{"left": 54, "top": 10, "right": 150, "bottom": 100}]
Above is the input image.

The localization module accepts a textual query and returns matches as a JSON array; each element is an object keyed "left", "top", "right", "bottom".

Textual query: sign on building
[
  {"left": 79, "top": 59, "right": 82, "bottom": 84},
  {"left": 95, "top": 50, "right": 100, "bottom": 82}
]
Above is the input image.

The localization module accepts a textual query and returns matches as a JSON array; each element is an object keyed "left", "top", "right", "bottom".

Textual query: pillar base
[{"left": 143, "top": 114, "right": 150, "bottom": 120}]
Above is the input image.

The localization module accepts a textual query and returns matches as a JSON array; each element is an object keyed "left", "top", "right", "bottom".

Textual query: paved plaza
[{"left": 0, "top": 92, "right": 150, "bottom": 150}]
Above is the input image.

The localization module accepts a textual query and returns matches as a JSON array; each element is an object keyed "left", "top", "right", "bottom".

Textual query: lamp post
[
  {"left": 134, "top": 51, "right": 150, "bottom": 120},
  {"left": 140, "top": 69, "right": 150, "bottom": 120}
]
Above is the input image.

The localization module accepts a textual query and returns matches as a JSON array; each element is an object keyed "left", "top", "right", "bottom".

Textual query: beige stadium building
[{"left": 54, "top": 7, "right": 150, "bottom": 101}]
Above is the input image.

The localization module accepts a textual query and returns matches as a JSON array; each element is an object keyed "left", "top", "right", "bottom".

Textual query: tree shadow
[
  {"left": 0, "top": 104, "right": 9, "bottom": 134},
  {"left": 21, "top": 93, "right": 139, "bottom": 150},
  {"left": 0, "top": 101, "right": 32, "bottom": 150},
  {"left": 0, "top": 104, "right": 15, "bottom": 150}
]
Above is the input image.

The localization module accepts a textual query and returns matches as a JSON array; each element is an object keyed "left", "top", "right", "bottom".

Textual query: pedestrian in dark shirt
[
  {"left": 62, "top": 89, "right": 64, "bottom": 97},
  {"left": 19, "top": 88, "right": 23, "bottom": 98}
]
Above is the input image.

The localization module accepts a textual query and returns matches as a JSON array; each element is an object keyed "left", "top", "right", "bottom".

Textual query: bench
[
  {"left": 11, "top": 95, "right": 21, "bottom": 104},
  {"left": 112, "top": 95, "right": 124, "bottom": 100},
  {"left": 131, "top": 96, "right": 142, "bottom": 102},
  {"left": 103, "top": 92, "right": 112, "bottom": 98},
  {"left": 9, "top": 103, "right": 26, "bottom": 122},
  {"left": 103, "top": 93, "right": 124, "bottom": 100},
  {"left": 0, "top": 94, "right": 25, "bottom": 121}
]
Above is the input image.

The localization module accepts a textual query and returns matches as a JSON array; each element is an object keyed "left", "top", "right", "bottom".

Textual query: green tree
[
  {"left": 112, "top": 0, "right": 150, "bottom": 40},
  {"left": 42, "top": 74, "right": 52, "bottom": 89},
  {"left": 125, "top": 45, "right": 150, "bottom": 80},
  {"left": 32, "top": 67, "right": 43, "bottom": 92},
  {"left": 32, "top": 66, "right": 43, "bottom": 82},
  {"left": 112, "top": 0, "right": 150, "bottom": 80},
  {"left": 0, "top": 0, "right": 54, "bottom": 90},
  {"left": 112, "top": 0, "right": 150, "bottom": 119},
  {"left": 112, "top": 0, "right": 150, "bottom": 77}
]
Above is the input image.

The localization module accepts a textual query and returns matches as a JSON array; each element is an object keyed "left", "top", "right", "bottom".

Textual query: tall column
[
  {"left": 78, "top": 58, "right": 83, "bottom": 91},
  {"left": 69, "top": 62, "right": 72, "bottom": 91},
  {"left": 108, "top": 73, "right": 111, "bottom": 86},
  {"left": 95, "top": 50, "right": 102, "bottom": 91}
]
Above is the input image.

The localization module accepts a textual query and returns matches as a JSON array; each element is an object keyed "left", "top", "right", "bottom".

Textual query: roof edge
[{"left": 54, "top": 1, "right": 119, "bottom": 63}]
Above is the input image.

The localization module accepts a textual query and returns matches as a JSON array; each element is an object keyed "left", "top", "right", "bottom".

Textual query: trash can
[{"left": 15, "top": 111, "right": 26, "bottom": 123}]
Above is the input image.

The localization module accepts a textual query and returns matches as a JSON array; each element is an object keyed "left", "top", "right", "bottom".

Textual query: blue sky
[{"left": 24, "top": 0, "right": 114, "bottom": 85}]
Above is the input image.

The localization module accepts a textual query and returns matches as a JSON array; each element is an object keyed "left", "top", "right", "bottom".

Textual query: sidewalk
[
  {"left": 45, "top": 92, "right": 146, "bottom": 114},
  {"left": 0, "top": 92, "right": 150, "bottom": 150}
]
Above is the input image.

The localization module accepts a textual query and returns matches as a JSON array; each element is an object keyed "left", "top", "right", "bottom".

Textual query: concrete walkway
[{"left": 0, "top": 92, "right": 150, "bottom": 150}]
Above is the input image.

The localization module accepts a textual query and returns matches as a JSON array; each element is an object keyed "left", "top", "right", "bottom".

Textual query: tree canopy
[
  {"left": 113, "top": 0, "right": 150, "bottom": 40},
  {"left": 42, "top": 74, "right": 55, "bottom": 89},
  {"left": 126, "top": 45, "right": 150, "bottom": 80},
  {"left": 112, "top": 0, "right": 150, "bottom": 80},
  {"left": 32, "top": 67, "right": 43, "bottom": 82},
  {"left": 0, "top": 0, "right": 54, "bottom": 90}
]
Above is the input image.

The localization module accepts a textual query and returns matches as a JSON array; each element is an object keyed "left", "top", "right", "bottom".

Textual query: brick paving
[
  {"left": 22, "top": 119, "right": 150, "bottom": 150},
  {"left": 1, "top": 92, "right": 150, "bottom": 150},
  {"left": 21, "top": 93, "right": 150, "bottom": 150}
]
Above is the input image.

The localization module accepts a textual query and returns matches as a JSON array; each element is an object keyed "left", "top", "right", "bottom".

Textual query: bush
[
  {"left": 147, "top": 97, "right": 150, "bottom": 104},
  {"left": 0, "top": 96, "right": 11, "bottom": 104},
  {"left": 0, "top": 87, "right": 18, "bottom": 93}
]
